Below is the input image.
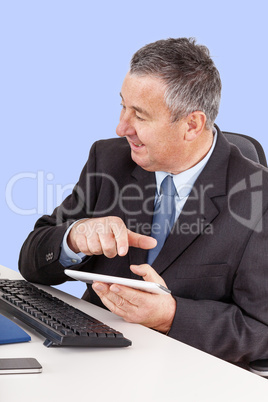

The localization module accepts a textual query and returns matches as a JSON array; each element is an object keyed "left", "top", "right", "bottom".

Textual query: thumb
[{"left": 130, "top": 264, "right": 167, "bottom": 286}]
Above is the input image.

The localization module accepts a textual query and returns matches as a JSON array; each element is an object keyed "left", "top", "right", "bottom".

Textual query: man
[{"left": 19, "top": 38, "right": 268, "bottom": 364}]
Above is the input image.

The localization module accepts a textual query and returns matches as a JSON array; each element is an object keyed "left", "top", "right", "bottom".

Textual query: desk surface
[{"left": 0, "top": 265, "right": 267, "bottom": 402}]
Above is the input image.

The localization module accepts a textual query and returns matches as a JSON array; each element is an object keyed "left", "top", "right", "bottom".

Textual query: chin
[
  {"left": 131, "top": 152, "right": 158, "bottom": 172},
  {"left": 133, "top": 159, "right": 155, "bottom": 172}
]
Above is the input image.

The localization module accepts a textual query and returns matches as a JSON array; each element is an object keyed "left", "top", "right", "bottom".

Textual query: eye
[
  {"left": 120, "top": 103, "right": 126, "bottom": 109},
  {"left": 135, "top": 115, "right": 145, "bottom": 121}
]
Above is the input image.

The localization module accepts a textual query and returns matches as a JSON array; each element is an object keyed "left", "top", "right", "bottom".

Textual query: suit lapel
[
  {"left": 152, "top": 189, "right": 220, "bottom": 275},
  {"left": 152, "top": 128, "right": 231, "bottom": 275}
]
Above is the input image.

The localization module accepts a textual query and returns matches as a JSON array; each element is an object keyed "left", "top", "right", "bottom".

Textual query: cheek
[
  {"left": 139, "top": 126, "right": 160, "bottom": 144},
  {"left": 152, "top": 138, "right": 177, "bottom": 163},
  {"left": 138, "top": 126, "right": 173, "bottom": 155}
]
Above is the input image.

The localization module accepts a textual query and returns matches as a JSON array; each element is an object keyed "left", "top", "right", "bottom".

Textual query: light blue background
[{"left": 1, "top": 0, "right": 267, "bottom": 297}]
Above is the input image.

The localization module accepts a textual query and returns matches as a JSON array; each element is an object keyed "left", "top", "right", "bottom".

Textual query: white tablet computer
[{"left": 64, "top": 270, "right": 171, "bottom": 295}]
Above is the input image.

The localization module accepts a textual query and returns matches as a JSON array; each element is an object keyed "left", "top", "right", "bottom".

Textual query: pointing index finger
[{"left": 127, "top": 230, "right": 157, "bottom": 250}]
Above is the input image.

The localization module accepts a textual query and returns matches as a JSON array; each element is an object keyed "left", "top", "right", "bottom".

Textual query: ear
[{"left": 184, "top": 111, "right": 207, "bottom": 142}]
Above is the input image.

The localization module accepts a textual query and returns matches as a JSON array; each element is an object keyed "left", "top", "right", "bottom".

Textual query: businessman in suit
[{"left": 19, "top": 38, "right": 268, "bottom": 364}]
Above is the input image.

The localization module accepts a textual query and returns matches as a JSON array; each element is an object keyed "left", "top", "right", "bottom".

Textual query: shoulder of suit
[
  {"left": 227, "top": 143, "right": 268, "bottom": 191},
  {"left": 88, "top": 137, "right": 136, "bottom": 173},
  {"left": 229, "top": 142, "right": 268, "bottom": 172},
  {"left": 94, "top": 137, "right": 130, "bottom": 153}
]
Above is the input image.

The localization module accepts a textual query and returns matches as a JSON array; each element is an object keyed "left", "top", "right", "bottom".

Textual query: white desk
[{"left": 0, "top": 265, "right": 267, "bottom": 402}]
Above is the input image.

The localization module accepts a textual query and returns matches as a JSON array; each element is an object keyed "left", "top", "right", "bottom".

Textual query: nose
[{"left": 116, "top": 114, "right": 136, "bottom": 137}]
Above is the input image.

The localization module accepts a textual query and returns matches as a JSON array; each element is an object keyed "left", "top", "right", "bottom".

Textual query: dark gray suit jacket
[{"left": 19, "top": 127, "right": 268, "bottom": 364}]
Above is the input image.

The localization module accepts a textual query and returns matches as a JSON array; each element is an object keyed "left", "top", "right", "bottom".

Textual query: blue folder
[{"left": 0, "top": 313, "right": 31, "bottom": 344}]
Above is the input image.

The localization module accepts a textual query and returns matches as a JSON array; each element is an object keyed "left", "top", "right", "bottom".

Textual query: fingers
[
  {"left": 68, "top": 217, "right": 157, "bottom": 258},
  {"left": 69, "top": 217, "right": 129, "bottom": 257},
  {"left": 92, "top": 279, "right": 176, "bottom": 332},
  {"left": 110, "top": 220, "right": 129, "bottom": 256},
  {"left": 92, "top": 282, "right": 137, "bottom": 318}
]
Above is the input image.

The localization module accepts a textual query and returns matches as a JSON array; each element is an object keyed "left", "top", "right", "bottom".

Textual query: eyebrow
[{"left": 120, "top": 92, "right": 151, "bottom": 118}]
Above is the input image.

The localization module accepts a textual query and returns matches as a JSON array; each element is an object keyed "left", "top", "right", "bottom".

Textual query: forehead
[{"left": 120, "top": 72, "right": 169, "bottom": 116}]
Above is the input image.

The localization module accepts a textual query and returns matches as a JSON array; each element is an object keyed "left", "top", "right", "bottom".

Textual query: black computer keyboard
[{"left": 0, "top": 279, "right": 131, "bottom": 348}]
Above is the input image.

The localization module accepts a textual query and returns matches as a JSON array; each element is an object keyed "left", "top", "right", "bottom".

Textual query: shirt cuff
[{"left": 59, "top": 221, "right": 87, "bottom": 267}]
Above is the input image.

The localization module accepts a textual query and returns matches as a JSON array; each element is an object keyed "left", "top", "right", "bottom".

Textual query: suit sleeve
[
  {"left": 19, "top": 142, "right": 99, "bottom": 285},
  {"left": 168, "top": 211, "right": 268, "bottom": 364}
]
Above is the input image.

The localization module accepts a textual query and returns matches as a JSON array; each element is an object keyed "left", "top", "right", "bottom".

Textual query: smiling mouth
[
  {"left": 128, "top": 139, "right": 144, "bottom": 149},
  {"left": 130, "top": 142, "right": 145, "bottom": 151}
]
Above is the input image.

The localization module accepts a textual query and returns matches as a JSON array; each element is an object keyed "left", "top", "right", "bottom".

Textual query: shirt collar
[{"left": 155, "top": 128, "right": 217, "bottom": 198}]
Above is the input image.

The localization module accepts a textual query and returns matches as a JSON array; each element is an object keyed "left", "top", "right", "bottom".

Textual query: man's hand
[
  {"left": 92, "top": 264, "right": 176, "bottom": 333},
  {"left": 67, "top": 217, "right": 157, "bottom": 258}
]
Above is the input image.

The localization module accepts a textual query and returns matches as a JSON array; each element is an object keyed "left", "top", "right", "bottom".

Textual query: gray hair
[{"left": 130, "top": 38, "right": 222, "bottom": 129}]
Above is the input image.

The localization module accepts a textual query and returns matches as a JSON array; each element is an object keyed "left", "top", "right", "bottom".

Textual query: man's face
[{"left": 116, "top": 72, "right": 187, "bottom": 174}]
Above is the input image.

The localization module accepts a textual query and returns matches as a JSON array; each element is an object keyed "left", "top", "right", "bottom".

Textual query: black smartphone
[{"left": 0, "top": 358, "right": 42, "bottom": 374}]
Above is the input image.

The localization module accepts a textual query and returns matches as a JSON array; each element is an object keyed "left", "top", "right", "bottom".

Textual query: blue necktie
[{"left": 147, "top": 175, "right": 177, "bottom": 265}]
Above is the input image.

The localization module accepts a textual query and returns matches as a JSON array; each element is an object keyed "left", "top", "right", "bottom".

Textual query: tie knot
[{"left": 160, "top": 175, "right": 177, "bottom": 197}]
